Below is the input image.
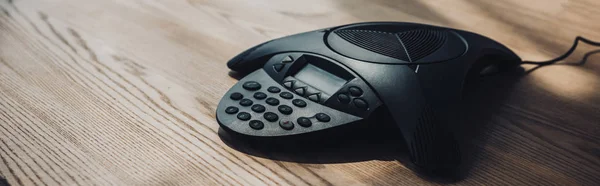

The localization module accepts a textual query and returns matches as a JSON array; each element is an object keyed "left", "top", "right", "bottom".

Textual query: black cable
[{"left": 522, "top": 36, "right": 600, "bottom": 65}]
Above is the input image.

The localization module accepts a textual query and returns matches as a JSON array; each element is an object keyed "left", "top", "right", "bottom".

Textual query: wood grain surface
[{"left": 1, "top": 0, "right": 599, "bottom": 185}]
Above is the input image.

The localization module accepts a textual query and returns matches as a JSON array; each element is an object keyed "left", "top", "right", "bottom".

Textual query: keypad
[
  {"left": 218, "top": 53, "right": 385, "bottom": 136},
  {"left": 225, "top": 78, "right": 348, "bottom": 133}
]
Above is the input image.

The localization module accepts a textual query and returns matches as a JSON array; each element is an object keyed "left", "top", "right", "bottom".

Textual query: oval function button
[
  {"left": 279, "top": 92, "right": 294, "bottom": 99},
  {"left": 237, "top": 112, "right": 251, "bottom": 121},
  {"left": 242, "top": 81, "right": 261, "bottom": 91},
  {"left": 230, "top": 92, "right": 243, "bottom": 100},
  {"left": 292, "top": 99, "right": 307, "bottom": 108},
  {"left": 278, "top": 105, "right": 293, "bottom": 115},
  {"left": 253, "top": 92, "right": 267, "bottom": 100},
  {"left": 337, "top": 94, "right": 351, "bottom": 104},
  {"left": 268, "top": 86, "right": 281, "bottom": 93},
  {"left": 315, "top": 113, "right": 330, "bottom": 122},
  {"left": 348, "top": 86, "right": 363, "bottom": 96},
  {"left": 239, "top": 99, "right": 253, "bottom": 106},
  {"left": 297, "top": 117, "right": 312, "bottom": 127},
  {"left": 251, "top": 104, "right": 266, "bottom": 113},
  {"left": 249, "top": 120, "right": 264, "bottom": 130},
  {"left": 265, "top": 97, "right": 280, "bottom": 106},
  {"left": 353, "top": 98, "right": 368, "bottom": 109},
  {"left": 279, "top": 120, "right": 294, "bottom": 130},
  {"left": 225, "top": 106, "right": 239, "bottom": 114},
  {"left": 263, "top": 112, "right": 279, "bottom": 122}
]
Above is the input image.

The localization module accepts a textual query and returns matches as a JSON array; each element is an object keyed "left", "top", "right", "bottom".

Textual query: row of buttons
[
  {"left": 336, "top": 86, "right": 369, "bottom": 110},
  {"left": 227, "top": 100, "right": 328, "bottom": 121},
  {"left": 226, "top": 100, "right": 296, "bottom": 115},
  {"left": 227, "top": 112, "right": 330, "bottom": 130},
  {"left": 244, "top": 113, "right": 330, "bottom": 130},
  {"left": 279, "top": 113, "right": 331, "bottom": 130},
  {"left": 231, "top": 93, "right": 306, "bottom": 109},
  {"left": 232, "top": 111, "right": 280, "bottom": 122},
  {"left": 225, "top": 104, "right": 268, "bottom": 114},
  {"left": 273, "top": 56, "right": 294, "bottom": 72},
  {"left": 282, "top": 79, "right": 325, "bottom": 103},
  {"left": 231, "top": 84, "right": 308, "bottom": 108},
  {"left": 230, "top": 91, "right": 268, "bottom": 101}
]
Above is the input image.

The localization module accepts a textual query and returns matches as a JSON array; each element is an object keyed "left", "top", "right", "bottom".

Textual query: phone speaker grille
[
  {"left": 397, "top": 29, "right": 447, "bottom": 62},
  {"left": 334, "top": 29, "right": 447, "bottom": 62},
  {"left": 334, "top": 30, "right": 410, "bottom": 61}
]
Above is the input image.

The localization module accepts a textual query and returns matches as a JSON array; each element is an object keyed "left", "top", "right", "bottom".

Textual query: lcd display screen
[{"left": 293, "top": 64, "right": 348, "bottom": 95}]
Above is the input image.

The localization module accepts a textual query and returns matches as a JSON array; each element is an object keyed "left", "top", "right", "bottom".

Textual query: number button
[
  {"left": 225, "top": 106, "right": 239, "bottom": 114},
  {"left": 237, "top": 112, "right": 251, "bottom": 121},
  {"left": 230, "top": 92, "right": 243, "bottom": 100},
  {"left": 292, "top": 99, "right": 307, "bottom": 108}
]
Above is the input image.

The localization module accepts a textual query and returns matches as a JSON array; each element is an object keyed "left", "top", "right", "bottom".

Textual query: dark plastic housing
[{"left": 219, "top": 22, "right": 521, "bottom": 173}]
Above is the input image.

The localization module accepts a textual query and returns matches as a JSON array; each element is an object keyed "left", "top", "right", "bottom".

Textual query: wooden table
[{"left": 1, "top": 0, "right": 599, "bottom": 185}]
